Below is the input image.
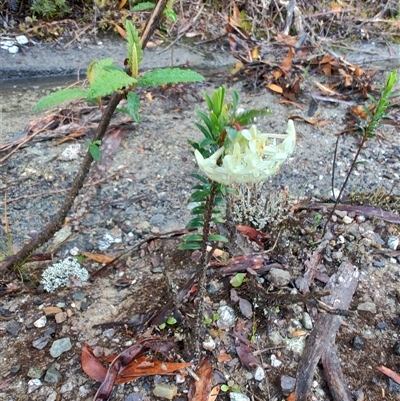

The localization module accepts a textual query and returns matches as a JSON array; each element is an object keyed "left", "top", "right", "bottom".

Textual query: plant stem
[
  {"left": 201, "top": 181, "right": 217, "bottom": 263},
  {"left": 322, "top": 134, "right": 367, "bottom": 236}
]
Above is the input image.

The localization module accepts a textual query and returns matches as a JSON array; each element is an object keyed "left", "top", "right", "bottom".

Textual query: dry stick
[
  {"left": 0, "top": 0, "right": 169, "bottom": 272},
  {"left": 0, "top": 92, "right": 124, "bottom": 272}
]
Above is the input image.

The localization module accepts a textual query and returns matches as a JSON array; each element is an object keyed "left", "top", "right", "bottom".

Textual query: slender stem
[
  {"left": 200, "top": 181, "right": 217, "bottom": 263},
  {"left": 322, "top": 134, "right": 367, "bottom": 236}
]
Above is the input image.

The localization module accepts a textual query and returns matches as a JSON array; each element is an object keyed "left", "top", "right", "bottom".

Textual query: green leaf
[
  {"left": 166, "top": 317, "right": 177, "bottom": 325},
  {"left": 164, "top": 8, "right": 177, "bottom": 22},
  {"left": 125, "top": 20, "right": 142, "bottom": 77},
  {"left": 191, "top": 205, "right": 205, "bottom": 215},
  {"left": 194, "top": 122, "right": 212, "bottom": 139},
  {"left": 127, "top": 92, "right": 140, "bottom": 122},
  {"left": 235, "top": 108, "right": 272, "bottom": 126},
  {"left": 200, "top": 138, "right": 217, "bottom": 148},
  {"left": 137, "top": 68, "right": 204, "bottom": 87},
  {"left": 221, "top": 384, "right": 230, "bottom": 392},
  {"left": 89, "top": 144, "right": 101, "bottom": 161},
  {"left": 186, "top": 217, "right": 204, "bottom": 229},
  {"left": 131, "top": 2, "right": 154, "bottom": 11},
  {"left": 196, "top": 111, "right": 214, "bottom": 136},
  {"left": 189, "top": 190, "right": 209, "bottom": 202},
  {"left": 208, "top": 234, "right": 229, "bottom": 243},
  {"left": 34, "top": 88, "right": 88, "bottom": 111},
  {"left": 211, "top": 217, "right": 225, "bottom": 223},
  {"left": 182, "top": 234, "right": 203, "bottom": 242},
  {"left": 190, "top": 173, "right": 209, "bottom": 184},
  {"left": 178, "top": 242, "right": 202, "bottom": 250},
  {"left": 88, "top": 65, "right": 136, "bottom": 98}
]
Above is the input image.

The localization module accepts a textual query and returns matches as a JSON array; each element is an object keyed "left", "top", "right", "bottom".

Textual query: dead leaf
[
  {"left": 237, "top": 225, "right": 270, "bottom": 247},
  {"left": 281, "top": 47, "right": 294, "bottom": 71},
  {"left": 266, "top": 83, "right": 283, "bottom": 94},
  {"left": 114, "top": 23, "right": 126, "bottom": 39},
  {"left": 80, "top": 252, "right": 114, "bottom": 264},
  {"left": 208, "top": 385, "right": 220, "bottom": 401},
  {"left": 189, "top": 356, "right": 213, "bottom": 401},
  {"left": 118, "top": 0, "right": 127, "bottom": 9},
  {"left": 217, "top": 353, "right": 232, "bottom": 363},
  {"left": 145, "top": 92, "right": 153, "bottom": 103},
  {"left": 81, "top": 343, "right": 107, "bottom": 383}
]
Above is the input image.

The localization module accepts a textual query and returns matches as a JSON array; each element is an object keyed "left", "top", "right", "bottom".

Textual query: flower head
[{"left": 195, "top": 120, "right": 296, "bottom": 185}]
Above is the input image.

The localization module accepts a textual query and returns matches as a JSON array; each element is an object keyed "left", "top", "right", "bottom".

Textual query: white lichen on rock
[{"left": 41, "top": 258, "right": 89, "bottom": 292}]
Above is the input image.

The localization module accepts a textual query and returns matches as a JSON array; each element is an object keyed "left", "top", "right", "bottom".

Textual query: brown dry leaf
[
  {"left": 350, "top": 104, "right": 375, "bottom": 120},
  {"left": 231, "top": 61, "right": 244, "bottom": 74},
  {"left": 80, "top": 252, "right": 114, "bottom": 264},
  {"left": 251, "top": 46, "right": 260, "bottom": 61},
  {"left": 266, "top": 83, "right": 283, "bottom": 94},
  {"left": 286, "top": 393, "right": 295, "bottom": 401},
  {"left": 313, "top": 80, "right": 341, "bottom": 97},
  {"left": 289, "top": 116, "right": 331, "bottom": 126},
  {"left": 237, "top": 225, "right": 270, "bottom": 247},
  {"left": 281, "top": 47, "right": 294, "bottom": 71},
  {"left": 118, "top": 0, "right": 127, "bottom": 9},
  {"left": 145, "top": 92, "right": 153, "bottom": 103},
  {"left": 275, "top": 33, "right": 298, "bottom": 46},
  {"left": 279, "top": 99, "right": 304, "bottom": 109},
  {"left": 118, "top": 356, "right": 192, "bottom": 382},
  {"left": 376, "top": 365, "right": 400, "bottom": 385},
  {"left": 273, "top": 69, "right": 282, "bottom": 80},
  {"left": 81, "top": 343, "right": 107, "bottom": 383},
  {"left": 217, "top": 353, "right": 232, "bottom": 363},
  {"left": 208, "top": 386, "right": 220, "bottom": 401},
  {"left": 322, "top": 63, "right": 332, "bottom": 76},
  {"left": 190, "top": 356, "right": 213, "bottom": 401},
  {"left": 114, "top": 23, "right": 126, "bottom": 39},
  {"left": 291, "top": 330, "right": 307, "bottom": 337},
  {"left": 232, "top": 3, "right": 241, "bottom": 25}
]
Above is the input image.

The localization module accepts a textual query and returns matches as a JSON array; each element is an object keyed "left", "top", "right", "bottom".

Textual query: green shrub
[{"left": 30, "top": 0, "right": 71, "bottom": 19}]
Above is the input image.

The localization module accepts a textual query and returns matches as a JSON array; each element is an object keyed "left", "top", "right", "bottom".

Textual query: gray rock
[
  {"left": 60, "top": 381, "right": 74, "bottom": 394},
  {"left": 388, "top": 378, "right": 400, "bottom": 393},
  {"left": 125, "top": 394, "right": 144, "bottom": 401},
  {"left": 357, "top": 302, "right": 377, "bottom": 314},
  {"left": 393, "top": 340, "right": 400, "bottom": 356},
  {"left": 302, "top": 312, "right": 312, "bottom": 330},
  {"left": 267, "top": 268, "right": 291, "bottom": 286},
  {"left": 50, "top": 338, "right": 72, "bottom": 358},
  {"left": 27, "top": 366, "right": 44, "bottom": 379},
  {"left": 239, "top": 297, "right": 253, "bottom": 319},
  {"left": 217, "top": 305, "right": 236, "bottom": 328},
  {"left": 253, "top": 366, "right": 265, "bottom": 381},
  {"left": 44, "top": 365, "right": 62, "bottom": 383},
  {"left": 32, "top": 336, "right": 51, "bottom": 350},
  {"left": 268, "top": 330, "right": 284, "bottom": 345},
  {"left": 6, "top": 320, "right": 22, "bottom": 337},
  {"left": 352, "top": 335, "right": 365, "bottom": 350},
  {"left": 72, "top": 291, "right": 87, "bottom": 301},
  {"left": 280, "top": 375, "right": 296, "bottom": 396},
  {"left": 150, "top": 214, "right": 165, "bottom": 225},
  {"left": 27, "top": 379, "right": 42, "bottom": 394},
  {"left": 229, "top": 393, "right": 250, "bottom": 401}
]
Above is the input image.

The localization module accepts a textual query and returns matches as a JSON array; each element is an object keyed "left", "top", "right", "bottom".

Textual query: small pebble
[
  {"left": 357, "top": 302, "right": 376, "bottom": 314},
  {"left": 376, "top": 322, "right": 388, "bottom": 330},
  {"left": 387, "top": 236, "right": 399, "bottom": 250},
  {"left": 202, "top": 336, "right": 216, "bottom": 351},
  {"left": 27, "top": 379, "right": 42, "bottom": 393},
  {"left": 271, "top": 354, "right": 282, "bottom": 367},
  {"left": 280, "top": 375, "right": 296, "bottom": 396},
  {"left": 153, "top": 383, "right": 177, "bottom": 400},
  {"left": 33, "top": 316, "right": 47, "bottom": 328},
  {"left": 50, "top": 338, "right": 72, "bottom": 358},
  {"left": 302, "top": 312, "right": 312, "bottom": 330},
  {"left": 217, "top": 305, "right": 236, "bottom": 328},
  {"left": 342, "top": 216, "right": 353, "bottom": 224},
  {"left": 352, "top": 335, "right": 365, "bottom": 350},
  {"left": 388, "top": 378, "right": 400, "bottom": 393},
  {"left": 229, "top": 393, "right": 250, "bottom": 401},
  {"left": 27, "top": 366, "right": 44, "bottom": 379},
  {"left": 253, "top": 366, "right": 265, "bottom": 381},
  {"left": 393, "top": 341, "right": 400, "bottom": 356},
  {"left": 6, "top": 320, "right": 22, "bottom": 337}
]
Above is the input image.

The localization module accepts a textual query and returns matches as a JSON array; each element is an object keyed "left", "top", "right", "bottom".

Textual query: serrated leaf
[
  {"left": 189, "top": 190, "right": 209, "bottom": 202},
  {"left": 125, "top": 20, "right": 142, "bottom": 77},
  {"left": 131, "top": 1, "right": 154, "bottom": 11},
  {"left": 34, "top": 88, "right": 88, "bottom": 111},
  {"left": 208, "top": 234, "right": 229, "bottom": 242},
  {"left": 182, "top": 234, "right": 203, "bottom": 242},
  {"left": 178, "top": 242, "right": 202, "bottom": 250},
  {"left": 186, "top": 217, "right": 204, "bottom": 229},
  {"left": 137, "top": 68, "right": 204, "bottom": 87},
  {"left": 88, "top": 65, "right": 136, "bottom": 98},
  {"left": 127, "top": 92, "right": 140, "bottom": 122}
]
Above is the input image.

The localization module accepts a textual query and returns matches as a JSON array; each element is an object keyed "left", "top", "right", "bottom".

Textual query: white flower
[
  {"left": 195, "top": 120, "right": 296, "bottom": 185},
  {"left": 41, "top": 258, "right": 89, "bottom": 293}
]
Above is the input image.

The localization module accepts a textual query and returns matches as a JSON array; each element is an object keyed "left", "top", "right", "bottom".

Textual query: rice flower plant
[{"left": 194, "top": 120, "right": 296, "bottom": 186}]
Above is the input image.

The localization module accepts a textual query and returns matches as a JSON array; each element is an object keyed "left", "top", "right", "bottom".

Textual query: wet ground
[{"left": 0, "top": 35, "right": 400, "bottom": 401}]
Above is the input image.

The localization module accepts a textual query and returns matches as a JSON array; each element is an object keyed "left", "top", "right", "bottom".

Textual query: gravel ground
[{"left": 1, "top": 40, "right": 400, "bottom": 401}]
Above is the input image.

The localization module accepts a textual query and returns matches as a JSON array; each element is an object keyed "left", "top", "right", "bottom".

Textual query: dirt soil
[{"left": 1, "top": 35, "right": 400, "bottom": 401}]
